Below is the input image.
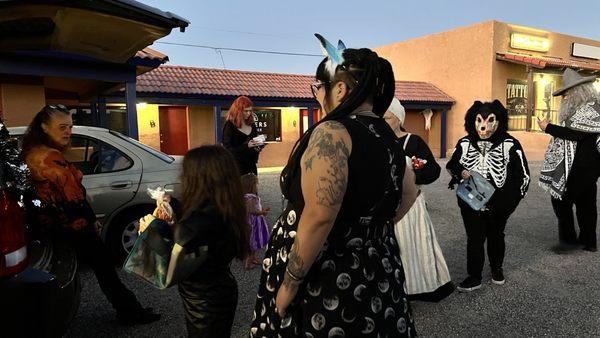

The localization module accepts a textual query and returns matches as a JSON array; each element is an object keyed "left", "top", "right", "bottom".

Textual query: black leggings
[{"left": 460, "top": 209, "right": 508, "bottom": 279}]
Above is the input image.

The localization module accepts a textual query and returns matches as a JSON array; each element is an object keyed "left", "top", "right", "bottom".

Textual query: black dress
[
  {"left": 172, "top": 201, "right": 239, "bottom": 338},
  {"left": 222, "top": 121, "right": 260, "bottom": 175},
  {"left": 250, "top": 115, "right": 416, "bottom": 337},
  {"left": 397, "top": 133, "right": 441, "bottom": 185}
]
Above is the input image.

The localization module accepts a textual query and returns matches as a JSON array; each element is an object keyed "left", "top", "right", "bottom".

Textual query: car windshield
[{"left": 109, "top": 131, "right": 174, "bottom": 163}]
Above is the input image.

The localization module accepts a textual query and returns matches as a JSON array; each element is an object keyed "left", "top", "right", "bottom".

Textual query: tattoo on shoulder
[{"left": 303, "top": 121, "right": 350, "bottom": 208}]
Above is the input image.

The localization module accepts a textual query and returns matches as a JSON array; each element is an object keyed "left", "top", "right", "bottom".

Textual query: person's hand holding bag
[{"left": 138, "top": 214, "right": 155, "bottom": 234}]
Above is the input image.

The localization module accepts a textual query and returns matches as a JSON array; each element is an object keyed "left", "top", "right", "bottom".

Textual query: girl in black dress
[
  {"left": 140, "top": 145, "right": 250, "bottom": 337},
  {"left": 250, "top": 38, "right": 415, "bottom": 337},
  {"left": 222, "top": 96, "right": 263, "bottom": 175}
]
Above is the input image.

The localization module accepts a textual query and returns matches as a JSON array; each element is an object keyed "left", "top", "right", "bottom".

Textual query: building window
[
  {"left": 506, "top": 79, "right": 528, "bottom": 131},
  {"left": 531, "top": 72, "right": 561, "bottom": 132},
  {"left": 220, "top": 108, "right": 283, "bottom": 142},
  {"left": 506, "top": 73, "right": 563, "bottom": 132},
  {"left": 254, "top": 109, "right": 282, "bottom": 142},
  {"left": 71, "top": 106, "right": 129, "bottom": 135}
]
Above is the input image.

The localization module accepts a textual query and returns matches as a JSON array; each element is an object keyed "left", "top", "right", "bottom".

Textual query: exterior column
[
  {"left": 125, "top": 80, "right": 138, "bottom": 139},
  {"left": 526, "top": 66, "right": 534, "bottom": 132},
  {"left": 97, "top": 97, "right": 108, "bottom": 129},
  {"left": 308, "top": 106, "right": 316, "bottom": 127},
  {"left": 440, "top": 108, "right": 448, "bottom": 159},
  {"left": 90, "top": 99, "right": 98, "bottom": 126},
  {"left": 214, "top": 105, "right": 222, "bottom": 143}
]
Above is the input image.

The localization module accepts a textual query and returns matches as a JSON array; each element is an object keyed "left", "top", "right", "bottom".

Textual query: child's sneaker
[
  {"left": 491, "top": 268, "right": 505, "bottom": 285},
  {"left": 456, "top": 276, "right": 482, "bottom": 292}
]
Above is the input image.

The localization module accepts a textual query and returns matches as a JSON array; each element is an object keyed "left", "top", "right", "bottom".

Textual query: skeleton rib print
[{"left": 458, "top": 139, "right": 514, "bottom": 188}]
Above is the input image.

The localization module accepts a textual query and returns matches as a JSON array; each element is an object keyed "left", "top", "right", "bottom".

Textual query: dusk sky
[{"left": 145, "top": 0, "right": 600, "bottom": 75}]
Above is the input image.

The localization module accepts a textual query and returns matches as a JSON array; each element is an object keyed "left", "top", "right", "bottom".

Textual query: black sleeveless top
[{"left": 281, "top": 114, "right": 405, "bottom": 222}]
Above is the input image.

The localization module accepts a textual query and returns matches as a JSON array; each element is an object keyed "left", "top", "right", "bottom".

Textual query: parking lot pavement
[{"left": 66, "top": 161, "right": 600, "bottom": 337}]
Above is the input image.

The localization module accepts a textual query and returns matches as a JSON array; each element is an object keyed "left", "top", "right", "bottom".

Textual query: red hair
[{"left": 226, "top": 96, "right": 255, "bottom": 128}]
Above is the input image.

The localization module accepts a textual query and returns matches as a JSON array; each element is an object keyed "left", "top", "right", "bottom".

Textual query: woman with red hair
[{"left": 222, "top": 96, "right": 263, "bottom": 175}]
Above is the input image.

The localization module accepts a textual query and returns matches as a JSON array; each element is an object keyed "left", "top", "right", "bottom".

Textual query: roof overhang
[
  {"left": 0, "top": 1, "right": 189, "bottom": 63},
  {"left": 496, "top": 52, "right": 600, "bottom": 72}
]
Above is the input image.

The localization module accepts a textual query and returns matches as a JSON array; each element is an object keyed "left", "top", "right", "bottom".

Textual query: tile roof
[
  {"left": 394, "top": 81, "right": 455, "bottom": 104},
  {"left": 136, "top": 65, "right": 455, "bottom": 104},
  {"left": 497, "top": 52, "right": 600, "bottom": 71},
  {"left": 133, "top": 47, "right": 169, "bottom": 63}
]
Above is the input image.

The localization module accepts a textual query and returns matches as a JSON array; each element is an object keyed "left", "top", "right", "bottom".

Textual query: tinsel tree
[{"left": 0, "top": 120, "right": 39, "bottom": 209}]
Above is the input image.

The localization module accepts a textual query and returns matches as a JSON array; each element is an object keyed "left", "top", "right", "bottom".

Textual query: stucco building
[{"left": 376, "top": 20, "right": 600, "bottom": 159}]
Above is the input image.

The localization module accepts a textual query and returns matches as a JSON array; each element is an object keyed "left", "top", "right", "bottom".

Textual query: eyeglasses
[{"left": 310, "top": 81, "right": 330, "bottom": 98}]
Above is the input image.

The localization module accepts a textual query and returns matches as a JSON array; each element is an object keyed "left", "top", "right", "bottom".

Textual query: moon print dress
[{"left": 250, "top": 115, "right": 416, "bottom": 337}]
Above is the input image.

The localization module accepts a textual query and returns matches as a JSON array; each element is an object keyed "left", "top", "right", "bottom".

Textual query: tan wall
[
  {"left": 258, "top": 107, "right": 300, "bottom": 168},
  {"left": 136, "top": 104, "right": 160, "bottom": 150},
  {"left": 0, "top": 84, "right": 46, "bottom": 127},
  {"left": 509, "top": 131, "right": 551, "bottom": 161},
  {"left": 188, "top": 105, "right": 216, "bottom": 148},
  {"left": 403, "top": 110, "right": 428, "bottom": 143},
  {"left": 375, "top": 21, "right": 497, "bottom": 157}
]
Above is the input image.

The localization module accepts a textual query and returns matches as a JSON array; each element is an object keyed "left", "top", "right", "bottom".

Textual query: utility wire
[
  {"left": 215, "top": 49, "right": 226, "bottom": 69},
  {"left": 192, "top": 26, "right": 304, "bottom": 38},
  {"left": 156, "top": 41, "right": 322, "bottom": 57}
]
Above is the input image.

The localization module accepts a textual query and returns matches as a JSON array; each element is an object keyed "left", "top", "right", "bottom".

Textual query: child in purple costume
[{"left": 241, "top": 173, "right": 270, "bottom": 270}]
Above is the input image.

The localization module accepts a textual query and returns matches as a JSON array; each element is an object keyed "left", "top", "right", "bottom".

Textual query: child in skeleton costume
[
  {"left": 538, "top": 69, "right": 600, "bottom": 253},
  {"left": 447, "top": 100, "right": 530, "bottom": 292}
]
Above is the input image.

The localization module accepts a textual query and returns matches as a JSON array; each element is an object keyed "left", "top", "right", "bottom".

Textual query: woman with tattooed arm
[{"left": 250, "top": 37, "right": 415, "bottom": 337}]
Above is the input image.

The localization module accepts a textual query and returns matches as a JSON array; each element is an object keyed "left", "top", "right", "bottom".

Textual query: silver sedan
[{"left": 9, "top": 126, "right": 181, "bottom": 262}]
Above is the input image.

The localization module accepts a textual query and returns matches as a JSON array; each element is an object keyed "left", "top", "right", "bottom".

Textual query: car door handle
[{"left": 110, "top": 181, "right": 133, "bottom": 190}]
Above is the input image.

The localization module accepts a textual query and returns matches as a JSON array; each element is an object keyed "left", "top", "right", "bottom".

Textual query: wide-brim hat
[{"left": 553, "top": 68, "right": 597, "bottom": 96}]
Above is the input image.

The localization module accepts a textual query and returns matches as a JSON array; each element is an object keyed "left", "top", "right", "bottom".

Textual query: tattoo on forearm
[
  {"left": 283, "top": 239, "right": 304, "bottom": 290},
  {"left": 303, "top": 121, "right": 349, "bottom": 208}
]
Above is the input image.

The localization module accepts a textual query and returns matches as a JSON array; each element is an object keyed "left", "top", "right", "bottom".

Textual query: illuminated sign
[
  {"left": 572, "top": 43, "right": 600, "bottom": 60},
  {"left": 510, "top": 33, "right": 550, "bottom": 52}
]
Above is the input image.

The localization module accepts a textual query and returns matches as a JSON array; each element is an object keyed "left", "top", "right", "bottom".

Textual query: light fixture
[
  {"left": 136, "top": 102, "right": 148, "bottom": 109},
  {"left": 510, "top": 33, "right": 550, "bottom": 52}
]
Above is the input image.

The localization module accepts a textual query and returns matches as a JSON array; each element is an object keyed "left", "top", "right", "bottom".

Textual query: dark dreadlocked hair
[{"left": 282, "top": 48, "right": 395, "bottom": 193}]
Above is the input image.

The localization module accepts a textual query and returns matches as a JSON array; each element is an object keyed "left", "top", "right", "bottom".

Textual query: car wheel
[{"left": 107, "top": 205, "right": 154, "bottom": 264}]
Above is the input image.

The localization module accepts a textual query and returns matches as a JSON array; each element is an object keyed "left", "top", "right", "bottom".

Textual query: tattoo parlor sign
[
  {"left": 253, "top": 109, "right": 282, "bottom": 142},
  {"left": 506, "top": 79, "right": 528, "bottom": 115}
]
